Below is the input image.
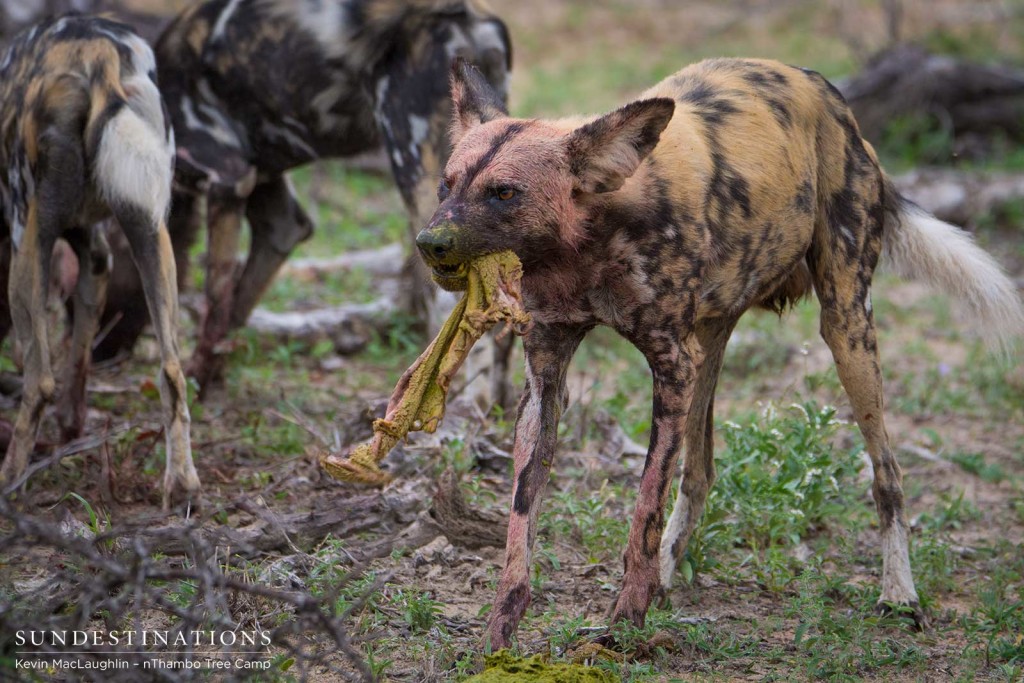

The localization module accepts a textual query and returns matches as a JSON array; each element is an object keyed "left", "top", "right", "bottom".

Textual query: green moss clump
[{"left": 464, "top": 651, "right": 615, "bottom": 683}]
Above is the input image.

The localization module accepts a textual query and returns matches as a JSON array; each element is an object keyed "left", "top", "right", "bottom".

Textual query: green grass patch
[{"left": 682, "top": 402, "right": 866, "bottom": 588}]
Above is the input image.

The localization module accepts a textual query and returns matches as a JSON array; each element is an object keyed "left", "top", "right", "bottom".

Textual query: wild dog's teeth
[{"left": 435, "top": 263, "right": 467, "bottom": 276}]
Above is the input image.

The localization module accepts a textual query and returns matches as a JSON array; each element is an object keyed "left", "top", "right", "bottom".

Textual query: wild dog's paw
[
  {"left": 185, "top": 354, "right": 226, "bottom": 398},
  {"left": 480, "top": 620, "right": 514, "bottom": 654},
  {"left": 0, "top": 464, "right": 14, "bottom": 492},
  {"left": 876, "top": 600, "right": 929, "bottom": 630},
  {"left": 652, "top": 584, "right": 672, "bottom": 610},
  {"left": 161, "top": 483, "right": 204, "bottom": 517},
  {"left": 0, "top": 447, "right": 29, "bottom": 494}
]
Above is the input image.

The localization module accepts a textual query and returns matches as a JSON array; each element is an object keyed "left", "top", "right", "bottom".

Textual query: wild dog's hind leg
[
  {"left": 0, "top": 200, "right": 58, "bottom": 489},
  {"left": 610, "top": 328, "right": 704, "bottom": 630},
  {"left": 810, "top": 207, "right": 924, "bottom": 627},
  {"left": 117, "top": 207, "right": 199, "bottom": 510},
  {"left": 484, "top": 323, "right": 587, "bottom": 651},
  {"left": 658, "top": 316, "right": 738, "bottom": 592},
  {"left": 93, "top": 188, "right": 203, "bottom": 362},
  {"left": 56, "top": 227, "right": 110, "bottom": 441},
  {"left": 1, "top": 121, "right": 85, "bottom": 489}
]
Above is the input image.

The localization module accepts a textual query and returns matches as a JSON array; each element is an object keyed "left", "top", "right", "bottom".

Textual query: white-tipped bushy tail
[
  {"left": 93, "top": 70, "right": 173, "bottom": 226},
  {"left": 882, "top": 195, "right": 1024, "bottom": 354}
]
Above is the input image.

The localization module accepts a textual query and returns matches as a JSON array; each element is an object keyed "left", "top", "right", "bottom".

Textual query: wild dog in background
[
  {"left": 96, "top": 0, "right": 513, "bottom": 400},
  {"left": 0, "top": 14, "right": 199, "bottom": 509},
  {"left": 415, "top": 61, "right": 1024, "bottom": 648}
]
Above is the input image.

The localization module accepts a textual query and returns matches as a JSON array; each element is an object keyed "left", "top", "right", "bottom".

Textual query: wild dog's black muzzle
[
  {"left": 416, "top": 222, "right": 472, "bottom": 290},
  {"left": 415, "top": 229, "right": 454, "bottom": 263}
]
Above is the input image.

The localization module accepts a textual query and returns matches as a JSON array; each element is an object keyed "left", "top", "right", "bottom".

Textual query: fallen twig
[
  {"left": 1, "top": 427, "right": 129, "bottom": 496},
  {"left": 899, "top": 443, "right": 955, "bottom": 469}
]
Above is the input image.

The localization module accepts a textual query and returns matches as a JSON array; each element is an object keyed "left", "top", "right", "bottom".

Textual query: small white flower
[{"left": 803, "top": 467, "right": 822, "bottom": 485}]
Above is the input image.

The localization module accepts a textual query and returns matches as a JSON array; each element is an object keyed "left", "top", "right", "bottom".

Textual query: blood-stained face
[{"left": 416, "top": 61, "right": 674, "bottom": 290}]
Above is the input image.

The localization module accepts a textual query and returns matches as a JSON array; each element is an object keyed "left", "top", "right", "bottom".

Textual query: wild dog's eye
[{"left": 495, "top": 187, "right": 516, "bottom": 201}]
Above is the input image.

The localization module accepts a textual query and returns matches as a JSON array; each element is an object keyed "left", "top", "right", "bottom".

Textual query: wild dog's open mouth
[{"left": 431, "top": 262, "right": 470, "bottom": 290}]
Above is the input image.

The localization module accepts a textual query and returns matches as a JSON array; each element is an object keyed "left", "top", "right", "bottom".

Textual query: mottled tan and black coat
[
  {"left": 416, "top": 60, "right": 1024, "bottom": 649},
  {"left": 0, "top": 14, "right": 199, "bottom": 508},
  {"left": 97, "top": 0, "right": 511, "bottom": 394}
]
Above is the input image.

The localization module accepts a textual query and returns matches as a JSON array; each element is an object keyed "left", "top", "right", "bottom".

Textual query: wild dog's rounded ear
[
  {"left": 566, "top": 98, "right": 675, "bottom": 194},
  {"left": 450, "top": 57, "right": 508, "bottom": 146}
]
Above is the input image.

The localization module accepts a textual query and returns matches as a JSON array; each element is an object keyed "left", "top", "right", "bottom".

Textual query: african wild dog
[
  {"left": 416, "top": 60, "right": 1024, "bottom": 648},
  {"left": 95, "top": 0, "right": 513, "bottom": 400},
  {"left": 0, "top": 14, "right": 199, "bottom": 509}
]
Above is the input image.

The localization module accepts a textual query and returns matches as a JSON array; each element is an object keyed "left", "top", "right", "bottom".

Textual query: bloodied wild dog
[
  {"left": 0, "top": 15, "right": 200, "bottom": 509},
  {"left": 417, "top": 60, "right": 1024, "bottom": 649},
  {"left": 96, "top": 0, "right": 512, "bottom": 397}
]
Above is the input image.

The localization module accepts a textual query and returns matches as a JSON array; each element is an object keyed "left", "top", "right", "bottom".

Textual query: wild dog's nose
[{"left": 416, "top": 230, "right": 454, "bottom": 262}]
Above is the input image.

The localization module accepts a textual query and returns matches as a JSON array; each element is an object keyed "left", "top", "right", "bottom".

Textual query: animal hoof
[{"left": 876, "top": 600, "right": 929, "bottom": 630}]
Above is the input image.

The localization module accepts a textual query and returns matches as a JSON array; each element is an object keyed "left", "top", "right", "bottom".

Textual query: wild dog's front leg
[
  {"left": 188, "top": 189, "right": 246, "bottom": 392},
  {"left": 118, "top": 208, "right": 200, "bottom": 510},
  {"left": 229, "top": 177, "right": 313, "bottom": 329},
  {"left": 610, "top": 331, "right": 704, "bottom": 630},
  {"left": 484, "top": 323, "right": 587, "bottom": 651},
  {"left": 56, "top": 228, "right": 110, "bottom": 441}
]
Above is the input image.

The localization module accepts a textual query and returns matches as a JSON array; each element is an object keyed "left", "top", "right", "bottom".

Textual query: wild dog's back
[
  {"left": 639, "top": 57, "right": 1022, "bottom": 349},
  {"left": 155, "top": 0, "right": 511, "bottom": 181},
  {"left": 631, "top": 58, "right": 884, "bottom": 319}
]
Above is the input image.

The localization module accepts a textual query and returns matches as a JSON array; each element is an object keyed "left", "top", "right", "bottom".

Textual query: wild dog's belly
[{"left": 697, "top": 219, "right": 814, "bottom": 318}]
